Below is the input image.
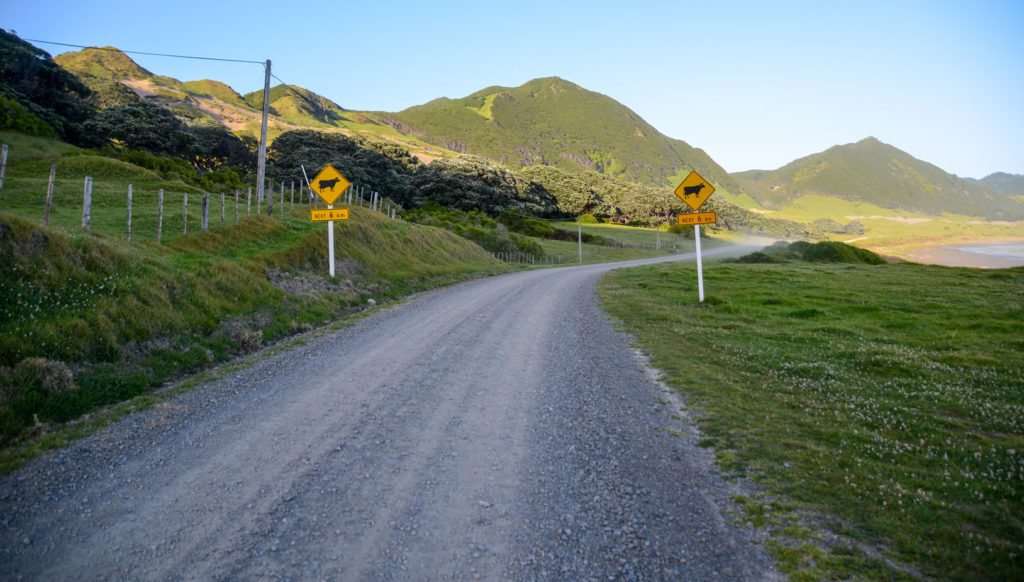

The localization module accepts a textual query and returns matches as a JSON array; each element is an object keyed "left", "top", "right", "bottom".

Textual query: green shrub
[
  {"left": 733, "top": 241, "right": 885, "bottom": 265},
  {"left": 0, "top": 93, "right": 57, "bottom": 137},
  {"left": 405, "top": 204, "right": 543, "bottom": 257},
  {"left": 735, "top": 251, "right": 787, "bottom": 264},
  {"left": 514, "top": 219, "right": 556, "bottom": 238},
  {"left": 799, "top": 241, "right": 886, "bottom": 265}
]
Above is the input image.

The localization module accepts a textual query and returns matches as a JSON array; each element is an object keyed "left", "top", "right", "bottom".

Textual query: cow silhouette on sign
[
  {"left": 682, "top": 183, "right": 706, "bottom": 198},
  {"left": 319, "top": 177, "right": 342, "bottom": 191}
]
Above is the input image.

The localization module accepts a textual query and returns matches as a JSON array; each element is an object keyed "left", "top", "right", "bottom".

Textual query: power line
[
  {"left": 23, "top": 38, "right": 264, "bottom": 65},
  {"left": 26, "top": 38, "right": 331, "bottom": 120}
]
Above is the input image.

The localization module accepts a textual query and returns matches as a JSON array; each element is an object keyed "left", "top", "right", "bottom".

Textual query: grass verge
[
  {"left": 0, "top": 206, "right": 505, "bottom": 465},
  {"left": 598, "top": 258, "right": 1024, "bottom": 580}
]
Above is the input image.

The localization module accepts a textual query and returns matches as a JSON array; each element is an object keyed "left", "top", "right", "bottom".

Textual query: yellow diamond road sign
[
  {"left": 309, "top": 164, "right": 350, "bottom": 206},
  {"left": 674, "top": 170, "right": 715, "bottom": 211}
]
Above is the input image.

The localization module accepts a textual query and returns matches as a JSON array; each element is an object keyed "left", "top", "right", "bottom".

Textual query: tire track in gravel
[{"left": 1, "top": 247, "right": 778, "bottom": 581}]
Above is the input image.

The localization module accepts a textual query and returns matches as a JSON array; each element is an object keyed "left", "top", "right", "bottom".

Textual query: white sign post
[
  {"left": 303, "top": 164, "right": 351, "bottom": 279},
  {"left": 674, "top": 171, "right": 717, "bottom": 303},
  {"left": 694, "top": 224, "right": 704, "bottom": 302}
]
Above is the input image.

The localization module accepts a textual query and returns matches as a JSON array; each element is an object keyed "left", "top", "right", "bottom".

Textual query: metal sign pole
[
  {"left": 328, "top": 204, "right": 335, "bottom": 278},
  {"left": 695, "top": 224, "right": 704, "bottom": 302},
  {"left": 303, "top": 164, "right": 344, "bottom": 279},
  {"left": 577, "top": 215, "right": 582, "bottom": 264}
]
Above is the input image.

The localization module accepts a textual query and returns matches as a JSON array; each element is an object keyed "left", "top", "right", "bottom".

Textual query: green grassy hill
[
  {"left": 243, "top": 84, "right": 350, "bottom": 127},
  {"left": 183, "top": 79, "right": 248, "bottom": 108},
  {"left": 732, "top": 137, "right": 1024, "bottom": 220},
  {"left": 385, "top": 76, "right": 741, "bottom": 190},
  {"left": 53, "top": 46, "right": 154, "bottom": 81}
]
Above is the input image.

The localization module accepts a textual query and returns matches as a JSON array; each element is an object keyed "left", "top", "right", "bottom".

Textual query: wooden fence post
[
  {"left": 234, "top": 190, "right": 239, "bottom": 224},
  {"left": 183, "top": 192, "right": 188, "bottom": 235},
  {"left": 279, "top": 181, "right": 284, "bottom": 216},
  {"left": 81, "top": 176, "right": 92, "bottom": 231},
  {"left": 0, "top": 144, "right": 8, "bottom": 200},
  {"left": 44, "top": 164, "right": 56, "bottom": 226},
  {"left": 206, "top": 193, "right": 211, "bottom": 230},
  {"left": 157, "top": 189, "right": 164, "bottom": 243},
  {"left": 247, "top": 187, "right": 252, "bottom": 216},
  {"left": 290, "top": 182, "right": 294, "bottom": 211},
  {"left": 221, "top": 193, "right": 225, "bottom": 227},
  {"left": 126, "top": 184, "right": 133, "bottom": 241},
  {"left": 266, "top": 180, "right": 273, "bottom": 216}
]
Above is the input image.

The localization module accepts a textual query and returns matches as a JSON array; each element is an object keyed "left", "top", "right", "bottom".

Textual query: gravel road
[{"left": 1, "top": 247, "right": 779, "bottom": 581}]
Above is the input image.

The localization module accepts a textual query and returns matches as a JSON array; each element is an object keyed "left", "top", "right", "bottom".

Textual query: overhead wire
[
  {"left": 269, "top": 73, "right": 331, "bottom": 118},
  {"left": 22, "top": 39, "right": 265, "bottom": 65},
  {"left": 21, "top": 37, "right": 584, "bottom": 225}
]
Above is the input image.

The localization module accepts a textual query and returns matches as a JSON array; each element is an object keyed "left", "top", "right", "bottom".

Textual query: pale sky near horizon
[{"left": 3, "top": 0, "right": 1022, "bottom": 179}]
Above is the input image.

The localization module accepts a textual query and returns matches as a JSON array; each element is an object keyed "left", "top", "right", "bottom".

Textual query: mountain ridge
[
  {"left": 968, "top": 172, "right": 1024, "bottom": 197},
  {"left": 48, "top": 46, "right": 1022, "bottom": 221},
  {"left": 386, "top": 76, "right": 738, "bottom": 190},
  {"left": 731, "top": 137, "right": 1024, "bottom": 220}
]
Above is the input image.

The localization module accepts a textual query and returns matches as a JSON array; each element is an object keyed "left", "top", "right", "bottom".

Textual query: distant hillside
[
  {"left": 732, "top": 137, "right": 1024, "bottom": 220},
  {"left": 53, "top": 46, "right": 154, "bottom": 80},
  {"left": 243, "top": 84, "right": 350, "bottom": 127},
  {"left": 385, "top": 77, "right": 739, "bottom": 191},
  {"left": 183, "top": 80, "right": 248, "bottom": 108},
  {"left": 969, "top": 172, "right": 1024, "bottom": 197},
  {"left": 53, "top": 49, "right": 738, "bottom": 192}
]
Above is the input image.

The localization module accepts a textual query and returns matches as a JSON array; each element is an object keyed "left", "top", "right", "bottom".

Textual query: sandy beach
[{"left": 909, "top": 241, "right": 1024, "bottom": 268}]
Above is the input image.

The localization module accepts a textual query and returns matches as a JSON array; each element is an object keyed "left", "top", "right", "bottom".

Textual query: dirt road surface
[{"left": 1, "top": 248, "right": 778, "bottom": 580}]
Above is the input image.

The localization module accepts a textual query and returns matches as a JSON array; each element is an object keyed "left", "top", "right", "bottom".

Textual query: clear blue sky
[{"left": 4, "top": 0, "right": 1022, "bottom": 178}]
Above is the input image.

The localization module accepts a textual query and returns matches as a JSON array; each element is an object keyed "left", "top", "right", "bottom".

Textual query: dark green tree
[
  {"left": 190, "top": 125, "right": 255, "bottom": 172},
  {"left": 267, "top": 130, "right": 414, "bottom": 202},
  {"left": 82, "top": 100, "right": 196, "bottom": 157},
  {"left": 411, "top": 155, "right": 558, "bottom": 215},
  {"left": 0, "top": 30, "right": 97, "bottom": 145}
]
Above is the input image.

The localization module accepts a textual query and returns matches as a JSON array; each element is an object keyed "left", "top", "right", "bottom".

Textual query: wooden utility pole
[{"left": 255, "top": 60, "right": 271, "bottom": 209}]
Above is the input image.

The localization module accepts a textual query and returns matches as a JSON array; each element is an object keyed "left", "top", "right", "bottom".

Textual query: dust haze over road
[{"left": 1, "top": 247, "right": 778, "bottom": 580}]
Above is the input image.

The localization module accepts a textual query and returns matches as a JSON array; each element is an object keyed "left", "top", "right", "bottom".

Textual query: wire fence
[{"left": 0, "top": 145, "right": 400, "bottom": 244}]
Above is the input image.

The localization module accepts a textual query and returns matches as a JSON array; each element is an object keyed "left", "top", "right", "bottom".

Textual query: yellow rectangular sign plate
[
  {"left": 677, "top": 211, "right": 717, "bottom": 226},
  {"left": 311, "top": 208, "right": 350, "bottom": 222}
]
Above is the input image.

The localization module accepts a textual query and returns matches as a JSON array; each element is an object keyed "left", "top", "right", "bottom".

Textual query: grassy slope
[
  {"left": 530, "top": 223, "right": 722, "bottom": 265},
  {"left": 182, "top": 79, "right": 248, "bottom": 108},
  {"left": 599, "top": 259, "right": 1024, "bottom": 581},
  {"left": 0, "top": 131, "right": 505, "bottom": 460}
]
